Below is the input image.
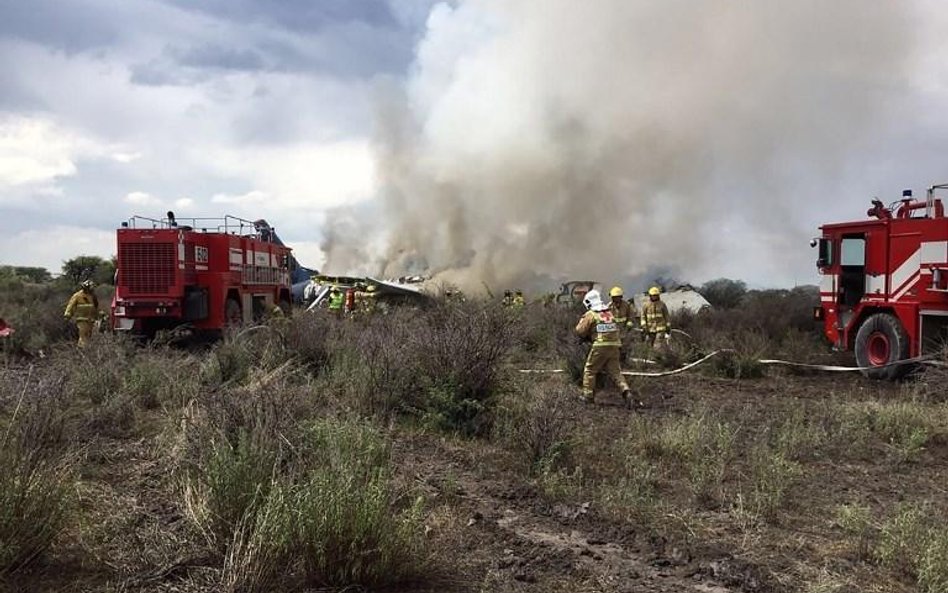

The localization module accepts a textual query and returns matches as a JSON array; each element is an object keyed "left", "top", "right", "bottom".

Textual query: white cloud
[
  {"left": 211, "top": 190, "right": 269, "bottom": 204},
  {"left": 111, "top": 151, "right": 143, "bottom": 163},
  {"left": 0, "top": 225, "right": 114, "bottom": 272},
  {"left": 201, "top": 140, "right": 376, "bottom": 210},
  {"left": 124, "top": 191, "right": 159, "bottom": 205},
  {"left": 0, "top": 116, "right": 89, "bottom": 187},
  {"left": 174, "top": 197, "right": 195, "bottom": 208}
]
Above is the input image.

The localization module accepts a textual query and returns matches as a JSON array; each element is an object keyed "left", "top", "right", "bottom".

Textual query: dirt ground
[{"left": 8, "top": 365, "right": 943, "bottom": 593}]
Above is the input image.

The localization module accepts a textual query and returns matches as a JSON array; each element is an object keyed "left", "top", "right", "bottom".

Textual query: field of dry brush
[{"left": 1, "top": 284, "right": 947, "bottom": 593}]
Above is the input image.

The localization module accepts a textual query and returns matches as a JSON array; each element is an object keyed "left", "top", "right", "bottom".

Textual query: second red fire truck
[
  {"left": 111, "top": 213, "right": 293, "bottom": 338},
  {"left": 815, "top": 183, "right": 948, "bottom": 379}
]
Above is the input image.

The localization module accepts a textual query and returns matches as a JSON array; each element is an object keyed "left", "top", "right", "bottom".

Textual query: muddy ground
[{"left": 7, "top": 363, "right": 942, "bottom": 593}]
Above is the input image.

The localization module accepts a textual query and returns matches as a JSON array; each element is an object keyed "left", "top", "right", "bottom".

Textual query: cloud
[
  {"left": 0, "top": 115, "right": 119, "bottom": 189},
  {"left": 0, "top": 225, "right": 114, "bottom": 272},
  {"left": 124, "top": 191, "right": 159, "bottom": 205}
]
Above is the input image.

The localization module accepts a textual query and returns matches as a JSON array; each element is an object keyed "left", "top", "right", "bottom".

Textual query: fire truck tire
[
  {"left": 854, "top": 313, "right": 910, "bottom": 380},
  {"left": 225, "top": 298, "right": 242, "bottom": 327}
]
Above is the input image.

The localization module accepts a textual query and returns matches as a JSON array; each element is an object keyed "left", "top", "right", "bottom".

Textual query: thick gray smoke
[{"left": 323, "top": 0, "right": 918, "bottom": 291}]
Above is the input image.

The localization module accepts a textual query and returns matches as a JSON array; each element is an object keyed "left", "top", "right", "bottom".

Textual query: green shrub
[
  {"left": 835, "top": 503, "right": 874, "bottom": 560},
  {"left": 772, "top": 406, "right": 828, "bottom": 461},
  {"left": 293, "top": 419, "right": 426, "bottom": 588},
  {"left": 744, "top": 445, "right": 801, "bottom": 520},
  {"left": 875, "top": 503, "right": 930, "bottom": 574},
  {"left": 599, "top": 453, "right": 659, "bottom": 524},
  {"left": 0, "top": 375, "right": 74, "bottom": 576},
  {"left": 494, "top": 386, "right": 573, "bottom": 473},
  {"left": 837, "top": 400, "right": 932, "bottom": 463}
]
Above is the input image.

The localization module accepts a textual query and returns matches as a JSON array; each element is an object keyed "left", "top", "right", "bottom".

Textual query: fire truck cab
[
  {"left": 112, "top": 213, "right": 293, "bottom": 337},
  {"left": 815, "top": 184, "right": 948, "bottom": 379}
]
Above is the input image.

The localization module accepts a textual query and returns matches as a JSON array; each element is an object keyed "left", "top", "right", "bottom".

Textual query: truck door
[{"left": 837, "top": 234, "right": 866, "bottom": 330}]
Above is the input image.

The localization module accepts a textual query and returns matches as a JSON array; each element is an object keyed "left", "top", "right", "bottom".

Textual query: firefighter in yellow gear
[
  {"left": 575, "top": 289, "right": 634, "bottom": 407},
  {"left": 609, "top": 286, "right": 635, "bottom": 361},
  {"left": 357, "top": 284, "right": 378, "bottom": 315},
  {"left": 512, "top": 290, "right": 526, "bottom": 309},
  {"left": 64, "top": 280, "right": 99, "bottom": 347},
  {"left": 502, "top": 290, "right": 514, "bottom": 307},
  {"left": 641, "top": 286, "right": 671, "bottom": 348},
  {"left": 327, "top": 286, "right": 345, "bottom": 316}
]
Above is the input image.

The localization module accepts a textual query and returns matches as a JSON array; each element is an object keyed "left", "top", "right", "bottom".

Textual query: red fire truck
[
  {"left": 111, "top": 213, "right": 293, "bottom": 337},
  {"left": 815, "top": 184, "right": 948, "bottom": 379}
]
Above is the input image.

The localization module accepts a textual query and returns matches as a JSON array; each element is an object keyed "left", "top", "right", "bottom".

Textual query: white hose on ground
[{"left": 518, "top": 351, "right": 939, "bottom": 377}]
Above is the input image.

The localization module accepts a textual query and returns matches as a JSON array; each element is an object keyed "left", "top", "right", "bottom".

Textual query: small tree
[
  {"left": 0, "top": 266, "right": 52, "bottom": 283},
  {"left": 700, "top": 278, "right": 747, "bottom": 309},
  {"left": 61, "top": 256, "right": 115, "bottom": 286}
]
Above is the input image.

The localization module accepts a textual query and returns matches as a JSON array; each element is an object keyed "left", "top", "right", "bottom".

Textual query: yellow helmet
[
  {"left": 609, "top": 286, "right": 624, "bottom": 298},
  {"left": 366, "top": 284, "right": 377, "bottom": 293},
  {"left": 648, "top": 286, "right": 661, "bottom": 296}
]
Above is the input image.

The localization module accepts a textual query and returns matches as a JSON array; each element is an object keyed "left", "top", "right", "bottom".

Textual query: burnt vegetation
[{"left": 1, "top": 278, "right": 948, "bottom": 592}]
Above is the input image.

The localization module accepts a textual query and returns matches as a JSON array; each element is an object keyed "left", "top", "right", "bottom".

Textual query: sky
[{"left": 2, "top": 0, "right": 948, "bottom": 288}]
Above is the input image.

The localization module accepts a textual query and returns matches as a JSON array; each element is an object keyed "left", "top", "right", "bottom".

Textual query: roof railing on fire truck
[
  {"left": 121, "top": 213, "right": 278, "bottom": 242},
  {"left": 928, "top": 184, "right": 948, "bottom": 219}
]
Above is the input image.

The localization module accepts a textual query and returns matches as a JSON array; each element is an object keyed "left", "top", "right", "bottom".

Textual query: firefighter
[
  {"left": 502, "top": 290, "right": 514, "bottom": 308},
  {"left": 360, "top": 284, "right": 378, "bottom": 315},
  {"left": 512, "top": 290, "right": 526, "bottom": 309},
  {"left": 641, "top": 286, "right": 671, "bottom": 348},
  {"left": 327, "top": 286, "right": 345, "bottom": 316},
  {"left": 575, "top": 289, "right": 634, "bottom": 406},
  {"left": 344, "top": 286, "right": 357, "bottom": 316},
  {"left": 269, "top": 302, "right": 286, "bottom": 320},
  {"left": 64, "top": 280, "right": 99, "bottom": 347},
  {"left": 609, "top": 286, "right": 635, "bottom": 361}
]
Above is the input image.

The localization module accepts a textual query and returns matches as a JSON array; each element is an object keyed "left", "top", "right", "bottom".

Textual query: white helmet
[{"left": 582, "top": 289, "right": 608, "bottom": 312}]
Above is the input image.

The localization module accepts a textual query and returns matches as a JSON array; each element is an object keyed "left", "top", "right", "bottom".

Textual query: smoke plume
[{"left": 323, "top": 0, "right": 918, "bottom": 291}]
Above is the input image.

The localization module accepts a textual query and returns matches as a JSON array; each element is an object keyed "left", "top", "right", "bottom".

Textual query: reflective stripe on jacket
[
  {"left": 641, "top": 300, "right": 670, "bottom": 332},
  {"left": 611, "top": 300, "right": 634, "bottom": 327},
  {"left": 64, "top": 290, "right": 98, "bottom": 322},
  {"left": 328, "top": 292, "right": 344, "bottom": 310},
  {"left": 575, "top": 310, "right": 622, "bottom": 347}
]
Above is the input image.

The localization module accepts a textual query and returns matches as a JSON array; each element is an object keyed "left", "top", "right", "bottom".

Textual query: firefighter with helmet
[
  {"left": 609, "top": 286, "right": 635, "bottom": 360},
  {"left": 327, "top": 285, "right": 344, "bottom": 316},
  {"left": 641, "top": 286, "right": 671, "bottom": 348},
  {"left": 502, "top": 290, "right": 514, "bottom": 308},
  {"left": 64, "top": 280, "right": 99, "bottom": 347},
  {"left": 575, "top": 289, "right": 635, "bottom": 407},
  {"left": 512, "top": 290, "right": 526, "bottom": 309},
  {"left": 360, "top": 283, "right": 378, "bottom": 315}
]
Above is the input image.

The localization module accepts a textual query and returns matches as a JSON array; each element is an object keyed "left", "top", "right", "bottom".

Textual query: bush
[
  {"left": 0, "top": 374, "right": 74, "bottom": 576},
  {"left": 873, "top": 504, "right": 948, "bottom": 592},
  {"left": 181, "top": 392, "right": 428, "bottom": 591},
  {"left": 626, "top": 408, "right": 737, "bottom": 507},
  {"left": 330, "top": 303, "right": 515, "bottom": 436},
  {"left": 742, "top": 444, "right": 801, "bottom": 520},
  {"left": 835, "top": 503, "right": 874, "bottom": 560},
  {"left": 293, "top": 418, "right": 427, "bottom": 588},
  {"left": 494, "top": 385, "right": 573, "bottom": 473},
  {"left": 837, "top": 400, "right": 932, "bottom": 463}
]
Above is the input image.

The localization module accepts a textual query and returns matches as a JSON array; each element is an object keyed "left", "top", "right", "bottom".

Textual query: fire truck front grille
[{"left": 120, "top": 243, "right": 176, "bottom": 295}]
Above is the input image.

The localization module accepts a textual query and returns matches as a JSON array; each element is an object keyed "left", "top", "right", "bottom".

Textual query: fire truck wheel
[
  {"left": 225, "top": 298, "right": 242, "bottom": 327},
  {"left": 854, "top": 312, "right": 910, "bottom": 380}
]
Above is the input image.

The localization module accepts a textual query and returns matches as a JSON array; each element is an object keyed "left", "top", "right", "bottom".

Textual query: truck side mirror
[{"left": 815, "top": 238, "right": 832, "bottom": 268}]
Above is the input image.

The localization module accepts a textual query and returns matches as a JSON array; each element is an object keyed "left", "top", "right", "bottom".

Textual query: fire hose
[{"left": 519, "top": 350, "right": 942, "bottom": 378}]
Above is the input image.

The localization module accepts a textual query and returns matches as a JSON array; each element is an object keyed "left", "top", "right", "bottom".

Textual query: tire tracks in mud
[{"left": 401, "top": 436, "right": 742, "bottom": 593}]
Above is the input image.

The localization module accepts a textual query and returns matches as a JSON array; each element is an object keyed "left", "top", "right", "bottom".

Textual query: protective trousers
[
  {"left": 582, "top": 345, "right": 629, "bottom": 399},
  {"left": 76, "top": 321, "right": 93, "bottom": 347}
]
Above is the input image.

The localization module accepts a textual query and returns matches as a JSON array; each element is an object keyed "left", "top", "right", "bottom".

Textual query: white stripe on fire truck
[
  {"left": 892, "top": 271, "right": 920, "bottom": 301},
  {"left": 889, "top": 248, "right": 920, "bottom": 297}
]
